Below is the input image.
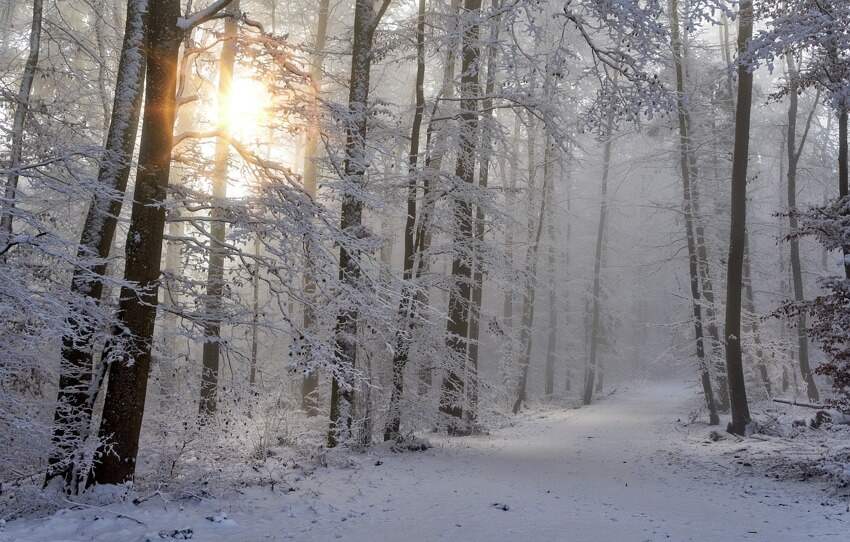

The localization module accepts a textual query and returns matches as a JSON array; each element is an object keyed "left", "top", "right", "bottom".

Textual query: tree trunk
[
  {"left": 583, "top": 112, "right": 614, "bottom": 406},
  {"left": 784, "top": 53, "right": 819, "bottom": 403},
  {"left": 0, "top": 0, "right": 42, "bottom": 241},
  {"left": 383, "top": 0, "right": 426, "bottom": 441},
  {"left": 669, "top": 0, "right": 719, "bottom": 425},
  {"left": 839, "top": 106, "right": 849, "bottom": 279},
  {"left": 199, "top": 0, "right": 239, "bottom": 417},
  {"left": 466, "top": 0, "right": 501, "bottom": 426},
  {"left": 328, "top": 0, "right": 389, "bottom": 448},
  {"left": 724, "top": 0, "right": 754, "bottom": 436},
  {"left": 46, "top": 0, "right": 147, "bottom": 491},
  {"left": 743, "top": 235, "right": 771, "bottom": 396},
  {"left": 439, "top": 0, "right": 482, "bottom": 432},
  {"left": 544, "top": 198, "right": 557, "bottom": 398},
  {"left": 300, "top": 0, "right": 331, "bottom": 416},
  {"left": 511, "top": 151, "right": 552, "bottom": 414},
  {"left": 89, "top": 0, "right": 185, "bottom": 485}
]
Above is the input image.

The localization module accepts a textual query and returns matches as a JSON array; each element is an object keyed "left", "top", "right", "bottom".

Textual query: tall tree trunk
[
  {"left": 439, "top": 0, "right": 482, "bottom": 432},
  {"left": 669, "top": 0, "right": 719, "bottom": 425},
  {"left": 583, "top": 112, "right": 614, "bottom": 406},
  {"left": 383, "top": 0, "right": 426, "bottom": 441},
  {"left": 544, "top": 194, "right": 557, "bottom": 398},
  {"left": 199, "top": 0, "right": 239, "bottom": 417},
  {"left": 743, "top": 234, "right": 771, "bottom": 396},
  {"left": 839, "top": 106, "right": 849, "bottom": 279},
  {"left": 466, "top": 0, "right": 501, "bottom": 426},
  {"left": 724, "top": 0, "right": 754, "bottom": 436},
  {"left": 0, "top": 0, "right": 42, "bottom": 241},
  {"left": 46, "top": 0, "right": 147, "bottom": 491},
  {"left": 89, "top": 0, "right": 186, "bottom": 485},
  {"left": 328, "top": 0, "right": 391, "bottom": 448},
  {"left": 249, "top": 236, "right": 260, "bottom": 388},
  {"left": 300, "top": 0, "right": 331, "bottom": 416},
  {"left": 784, "top": 53, "right": 819, "bottom": 403},
  {"left": 511, "top": 153, "right": 552, "bottom": 414}
]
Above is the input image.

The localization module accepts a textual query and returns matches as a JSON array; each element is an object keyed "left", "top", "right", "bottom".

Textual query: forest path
[{"left": 4, "top": 381, "right": 846, "bottom": 541}]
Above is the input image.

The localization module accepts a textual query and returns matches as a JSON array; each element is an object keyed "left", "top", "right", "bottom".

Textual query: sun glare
[{"left": 223, "top": 76, "right": 270, "bottom": 143}]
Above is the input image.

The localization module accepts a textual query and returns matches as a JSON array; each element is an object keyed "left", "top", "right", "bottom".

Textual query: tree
[
  {"left": 723, "top": 0, "right": 754, "bottom": 436},
  {"left": 783, "top": 53, "right": 820, "bottom": 403},
  {"left": 1, "top": 0, "right": 42, "bottom": 241},
  {"left": 384, "top": 0, "right": 427, "bottom": 441},
  {"left": 46, "top": 0, "right": 148, "bottom": 491},
  {"left": 328, "top": 0, "right": 393, "bottom": 448},
  {"left": 300, "top": 0, "right": 331, "bottom": 417},
  {"left": 90, "top": 0, "right": 235, "bottom": 485},
  {"left": 199, "top": 0, "right": 239, "bottom": 417},
  {"left": 439, "top": 0, "right": 482, "bottom": 432},
  {"left": 668, "top": 0, "right": 719, "bottom": 425}
]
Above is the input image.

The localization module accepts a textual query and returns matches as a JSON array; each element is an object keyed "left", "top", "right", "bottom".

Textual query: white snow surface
[{"left": 3, "top": 381, "right": 847, "bottom": 541}]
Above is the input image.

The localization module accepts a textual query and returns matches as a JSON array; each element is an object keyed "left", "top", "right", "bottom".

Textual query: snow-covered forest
[{"left": 1, "top": 0, "right": 849, "bottom": 540}]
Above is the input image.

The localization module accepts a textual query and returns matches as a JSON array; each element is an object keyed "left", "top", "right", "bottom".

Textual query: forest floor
[{"left": 2, "top": 380, "right": 848, "bottom": 541}]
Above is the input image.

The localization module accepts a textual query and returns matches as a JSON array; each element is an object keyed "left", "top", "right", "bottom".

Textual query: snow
[{"left": 3, "top": 381, "right": 846, "bottom": 541}]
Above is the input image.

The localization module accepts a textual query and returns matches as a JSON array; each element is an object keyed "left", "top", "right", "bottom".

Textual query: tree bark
[
  {"left": 439, "top": 0, "right": 482, "bottom": 432},
  {"left": 1, "top": 0, "right": 42, "bottom": 241},
  {"left": 724, "top": 0, "right": 754, "bottom": 436},
  {"left": 839, "top": 106, "right": 849, "bottom": 279},
  {"left": 90, "top": 0, "right": 186, "bottom": 485},
  {"left": 199, "top": 0, "right": 239, "bottom": 417},
  {"left": 47, "top": 0, "right": 147, "bottom": 491},
  {"left": 512, "top": 149, "right": 552, "bottom": 414},
  {"left": 784, "top": 53, "right": 819, "bottom": 403},
  {"left": 383, "top": 0, "right": 427, "bottom": 441},
  {"left": 300, "top": 0, "right": 331, "bottom": 416},
  {"left": 328, "top": 0, "right": 391, "bottom": 448}
]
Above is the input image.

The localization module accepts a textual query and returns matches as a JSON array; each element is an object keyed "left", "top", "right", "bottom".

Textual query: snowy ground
[{"left": 3, "top": 380, "right": 847, "bottom": 541}]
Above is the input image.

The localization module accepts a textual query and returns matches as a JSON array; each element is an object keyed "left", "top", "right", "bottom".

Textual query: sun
[{"left": 221, "top": 75, "right": 270, "bottom": 143}]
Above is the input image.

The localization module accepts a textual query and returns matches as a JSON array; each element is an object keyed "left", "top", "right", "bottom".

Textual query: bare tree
[{"left": 724, "top": 0, "right": 754, "bottom": 436}]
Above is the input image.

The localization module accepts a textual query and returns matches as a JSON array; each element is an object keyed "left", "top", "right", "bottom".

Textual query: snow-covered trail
[{"left": 4, "top": 381, "right": 846, "bottom": 541}]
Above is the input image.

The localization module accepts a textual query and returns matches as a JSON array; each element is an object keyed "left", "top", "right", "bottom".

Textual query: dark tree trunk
[
  {"left": 724, "top": 0, "right": 754, "bottom": 436},
  {"left": 839, "top": 107, "right": 849, "bottom": 279},
  {"left": 89, "top": 0, "right": 184, "bottom": 485},
  {"left": 384, "top": 0, "right": 427, "bottom": 442},
  {"left": 439, "top": 0, "right": 482, "bottom": 432},
  {"left": 47, "top": 0, "right": 148, "bottom": 491},
  {"left": 328, "top": 0, "right": 389, "bottom": 448},
  {"left": 466, "top": 0, "right": 501, "bottom": 427}
]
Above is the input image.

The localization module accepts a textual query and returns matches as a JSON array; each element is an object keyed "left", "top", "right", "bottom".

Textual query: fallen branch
[{"left": 772, "top": 398, "right": 826, "bottom": 409}]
